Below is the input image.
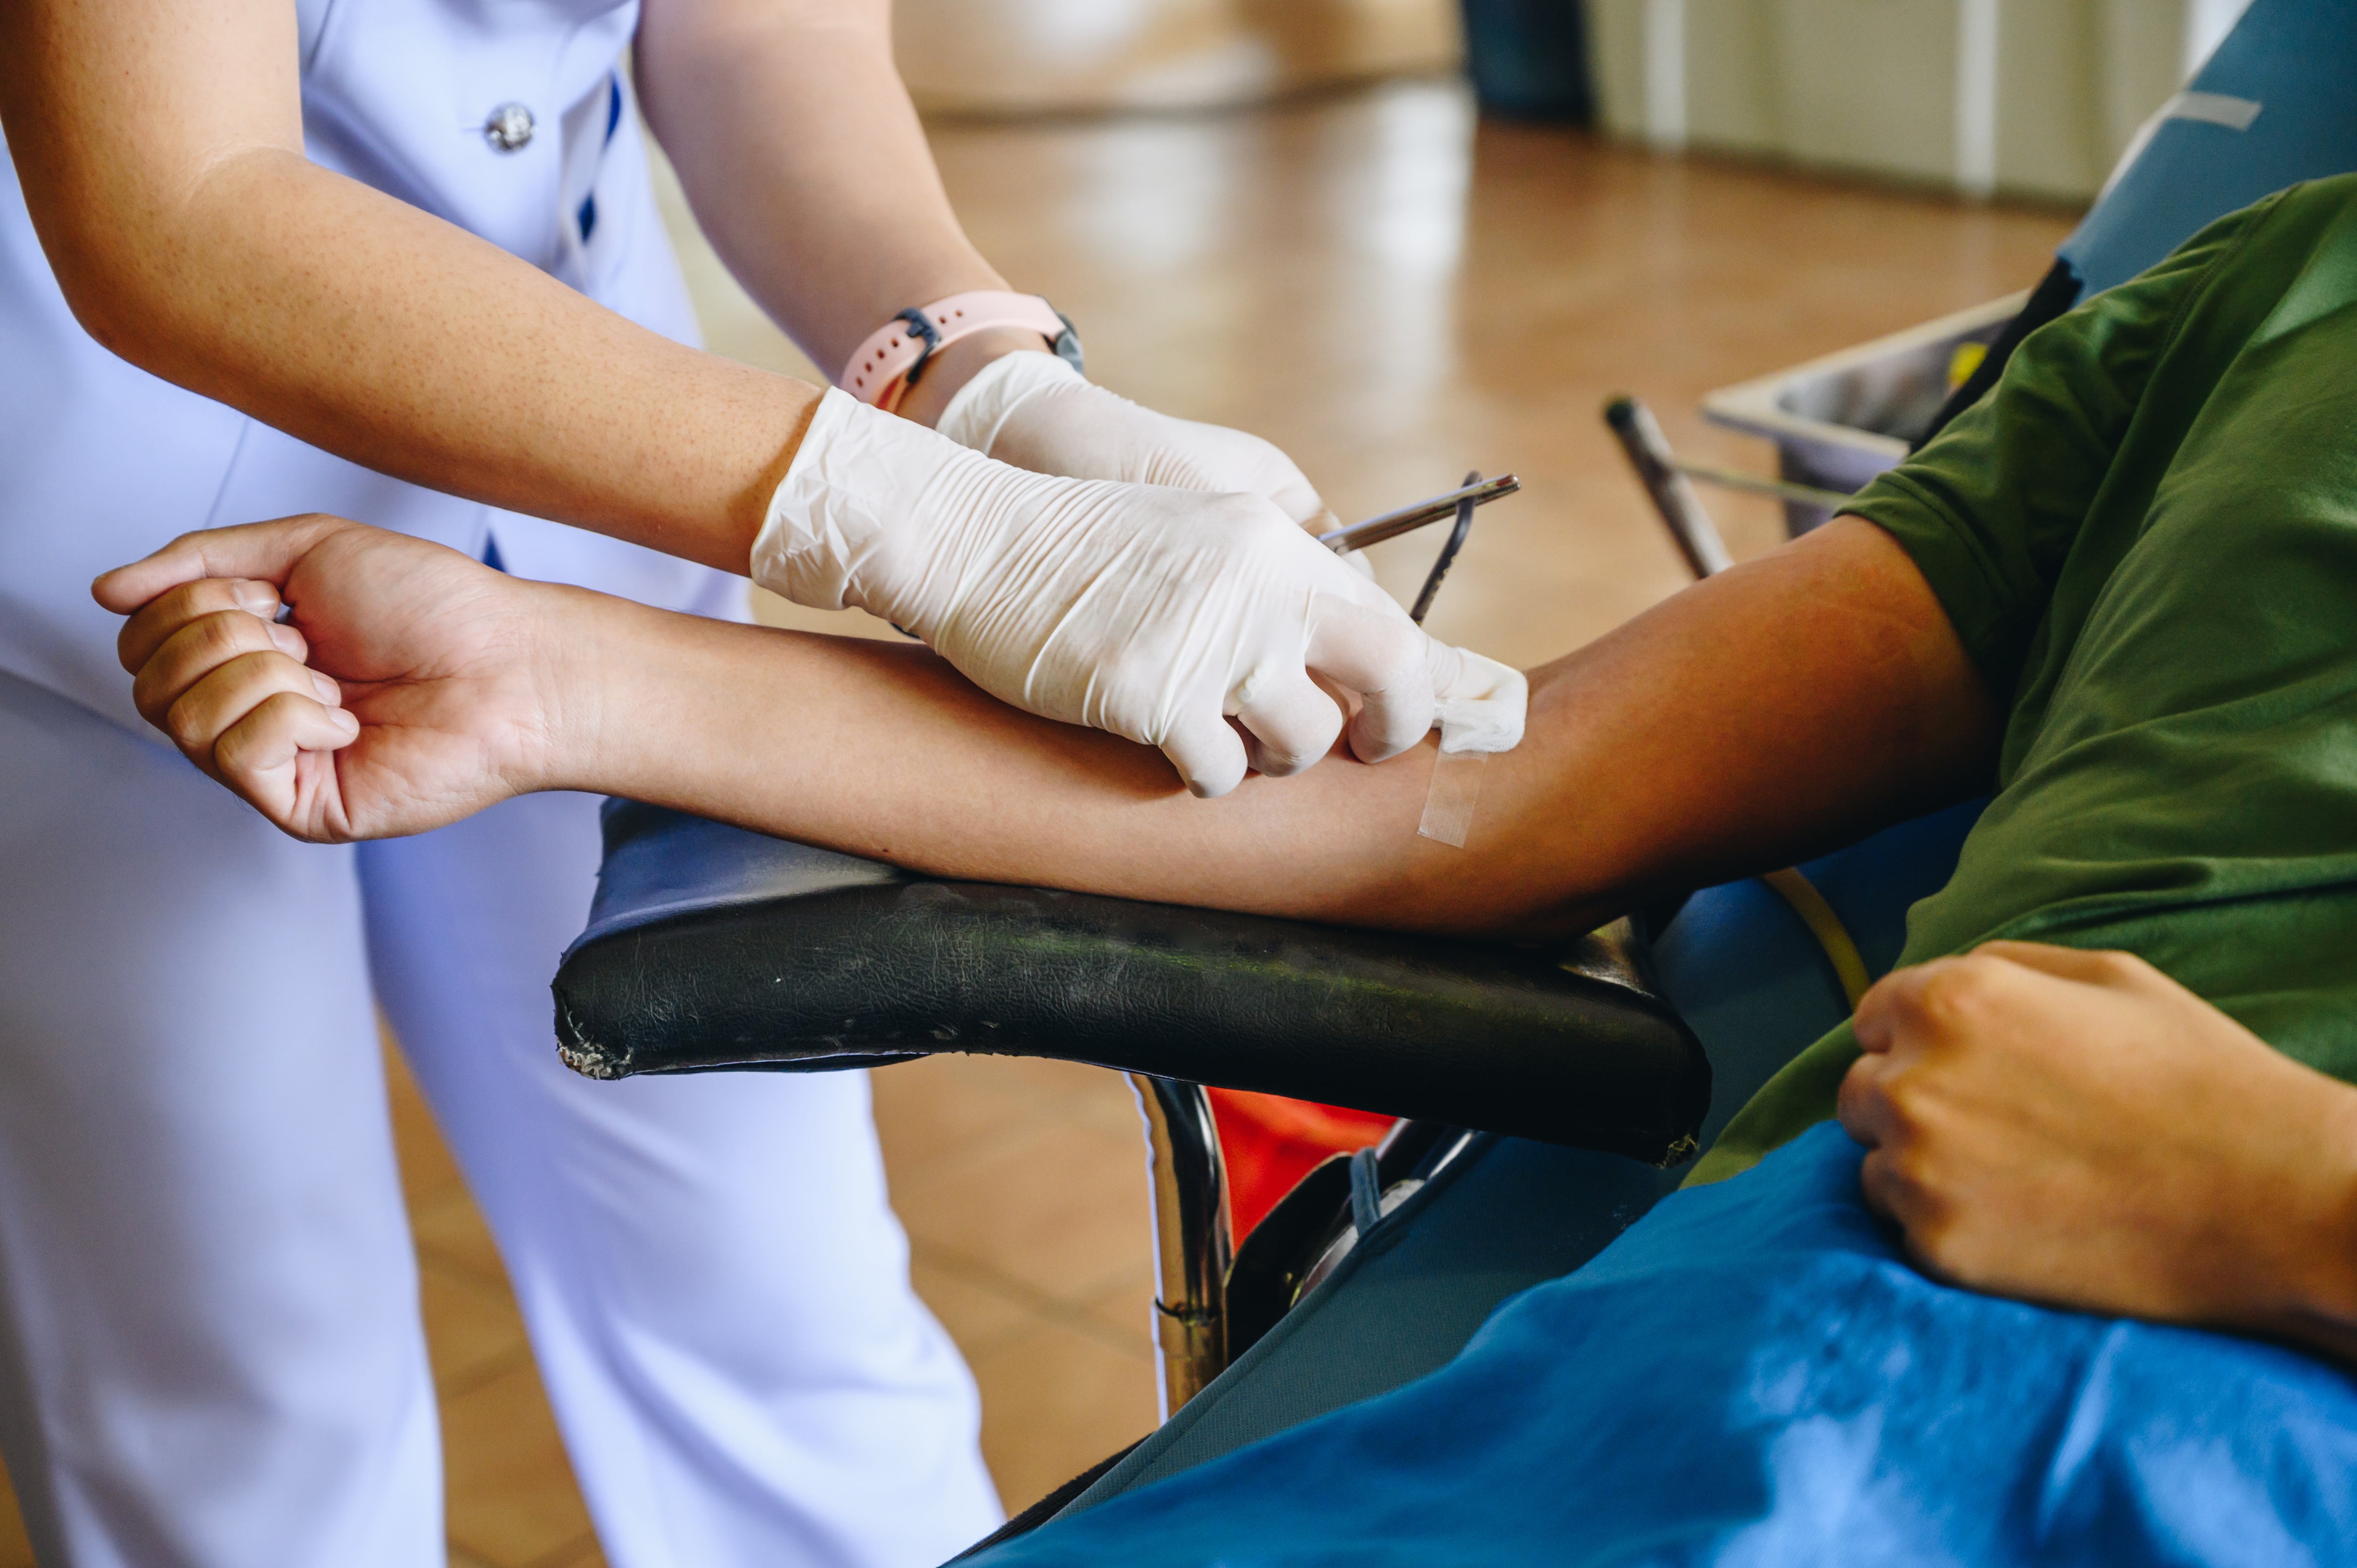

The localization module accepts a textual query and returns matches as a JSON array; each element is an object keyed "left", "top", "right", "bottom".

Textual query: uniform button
[{"left": 483, "top": 103, "right": 535, "bottom": 152}]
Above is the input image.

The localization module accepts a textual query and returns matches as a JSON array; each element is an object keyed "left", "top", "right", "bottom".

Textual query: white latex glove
[
  {"left": 755, "top": 389, "right": 1525, "bottom": 796},
  {"left": 935, "top": 350, "right": 1341, "bottom": 535}
]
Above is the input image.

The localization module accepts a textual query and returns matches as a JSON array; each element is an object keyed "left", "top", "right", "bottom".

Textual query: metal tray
[{"left": 1701, "top": 292, "right": 2026, "bottom": 534}]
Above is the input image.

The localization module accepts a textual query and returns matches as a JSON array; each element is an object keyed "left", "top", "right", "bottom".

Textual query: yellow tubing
[{"left": 1758, "top": 867, "right": 1873, "bottom": 1011}]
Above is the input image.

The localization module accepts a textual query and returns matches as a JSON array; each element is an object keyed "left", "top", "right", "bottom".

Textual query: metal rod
[
  {"left": 1321, "top": 474, "right": 1521, "bottom": 555},
  {"left": 1408, "top": 468, "right": 1483, "bottom": 624},
  {"left": 1124, "top": 1073, "right": 1232, "bottom": 1419},
  {"left": 1670, "top": 460, "right": 1856, "bottom": 512},
  {"left": 1603, "top": 395, "right": 1734, "bottom": 579}
]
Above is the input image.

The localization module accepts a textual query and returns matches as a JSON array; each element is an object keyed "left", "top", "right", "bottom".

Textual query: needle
[{"left": 1320, "top": 474, "right": 1521, "bottom": 554}]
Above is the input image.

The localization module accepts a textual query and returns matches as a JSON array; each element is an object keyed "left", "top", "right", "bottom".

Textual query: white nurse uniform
[{"left": 0, "top": 3, "right": 1001, "bottom": 1563}]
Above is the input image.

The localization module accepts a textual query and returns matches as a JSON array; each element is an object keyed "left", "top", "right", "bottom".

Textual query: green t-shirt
[{"left": 1694, "top": 175, "right": 2357, "bottom": 1186}]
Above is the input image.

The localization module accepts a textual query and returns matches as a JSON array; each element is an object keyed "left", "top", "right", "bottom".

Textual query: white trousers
[{"left": 0, "top": 672, "right": 1002, "bottom": 1568}]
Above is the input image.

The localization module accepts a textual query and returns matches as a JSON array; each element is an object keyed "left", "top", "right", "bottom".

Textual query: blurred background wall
[
  {"left": 896, "top": 0, "right": 2252, "bottom": 202},
  {"left": 1587, "top": 0, "right": 2256, "bottom": 199},
  {"left": 892, "top": 0, "right": 1466, "bottom": 114}
]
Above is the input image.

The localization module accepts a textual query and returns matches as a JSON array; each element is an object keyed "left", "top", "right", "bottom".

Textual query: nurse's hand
[
  {"left": 935, "top": 351, "right": 1341, "bottom": 535},
  {"left": 92, "top": 517, "right": 556, "bottom": 842},
  {"left": 1837, "top": 942, "right": 2357, "bottom": 1360},
  {"left": 760, "top": 389, "right": 1520, "bottom": 798}
]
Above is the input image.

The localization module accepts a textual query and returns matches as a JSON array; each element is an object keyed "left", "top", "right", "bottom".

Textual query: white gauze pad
[{"left": 1415, "top": 648, "right": 1527, "bottom": 848}]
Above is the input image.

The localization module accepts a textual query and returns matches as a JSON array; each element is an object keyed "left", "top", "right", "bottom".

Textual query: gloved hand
[
  {"left": 756, "top": 389, "right": 1523, "bottom": 797},
  {"left": 935, "top": 350, "right": 1341, "bottom": 535}
]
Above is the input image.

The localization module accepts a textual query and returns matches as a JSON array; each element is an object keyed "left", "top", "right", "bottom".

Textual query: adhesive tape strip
[{"left": 1416, "top": 748, "right": 1488, "bottom": 848}]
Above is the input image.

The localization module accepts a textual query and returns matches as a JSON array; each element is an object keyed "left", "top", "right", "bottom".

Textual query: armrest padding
[{"left": 554, "top": 803, "right": 1708, "bottom": 1164}]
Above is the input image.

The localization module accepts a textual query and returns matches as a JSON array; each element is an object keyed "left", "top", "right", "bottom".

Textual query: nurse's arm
[
  {"left": 0, "top": 0, "right": 811, "bottom": 573},
  {"left": 634, "top": 0, "right": 1038, "bottom": 427},
  {"left": 99, "top": 514, "right": 1998, "bottom": 941}
]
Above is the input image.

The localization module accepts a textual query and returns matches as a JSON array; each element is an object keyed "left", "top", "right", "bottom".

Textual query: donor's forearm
[{"left": 558, "top": 520, "right": 1999, "bottom": 938}]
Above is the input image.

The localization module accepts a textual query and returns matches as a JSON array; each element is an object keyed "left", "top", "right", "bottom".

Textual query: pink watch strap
[{"left": 838, "top": 291, "right": 1074, "bottom": 413}]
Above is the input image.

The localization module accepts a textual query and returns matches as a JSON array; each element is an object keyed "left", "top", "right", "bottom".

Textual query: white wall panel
[
  {"left": 1684, "top": 0, "right": 1780, "bottom": 150},
  {"left": 1995, "top": 0, "right": 2104, "bottom": 198},
  {"left": 1586, "top": 0, "right": 2213, "bottom": 200},
  {"left": 1590, "top": 0, "right": 1655, "bottom": 140},
  {"left": 1774, "top": 0, "right": 1962, "bottom": 185}
]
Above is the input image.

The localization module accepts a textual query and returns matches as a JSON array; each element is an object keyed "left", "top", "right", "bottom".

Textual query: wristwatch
[{"left": 838, "top": 291, "right": 1084, "bottom": 414}]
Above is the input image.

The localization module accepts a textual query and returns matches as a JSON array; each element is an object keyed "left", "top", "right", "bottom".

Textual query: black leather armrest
[{"left": 552, "top": 802, "right": 1708, "bottom": 1165}]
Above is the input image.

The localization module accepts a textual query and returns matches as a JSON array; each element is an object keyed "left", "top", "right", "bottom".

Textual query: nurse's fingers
[
  {"left": 119, "top": 579, "right": 301, "bottom": 679},
  {"left": 1305, "top": 598, "right": 1435, "bottom": 764},
  {"left": 92, "top": 514, "right": 356, "bottom": 614},
  {"left": 161, "top": 649, "right": 355, "bottom": 779},
  {"left": 1159, "top": 708, "right": 1251, "bottom": 799},
  {"left": 1233, "top": 663, "right": 1345, "bottom": 778}
]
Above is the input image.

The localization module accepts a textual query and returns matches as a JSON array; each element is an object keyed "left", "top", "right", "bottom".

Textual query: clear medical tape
[{"left": 1417, "top": 747, "right": 1488, "bottom": 848}]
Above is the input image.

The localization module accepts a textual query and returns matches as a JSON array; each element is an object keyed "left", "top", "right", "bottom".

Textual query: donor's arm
[
  {"left": 98, "top": 515, "right": 2357, "bottom": 1354},
  {"left": 93, "top": 512, "right": 1996, "bottom": 941}
]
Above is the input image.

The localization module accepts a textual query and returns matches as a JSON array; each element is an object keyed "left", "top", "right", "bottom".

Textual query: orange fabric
[{"left": 1207, "top": 1088, "right": 1395, "bottom": 1240}]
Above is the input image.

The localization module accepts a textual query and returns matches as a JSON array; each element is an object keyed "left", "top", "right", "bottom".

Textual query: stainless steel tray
[{"left": 1701, "top": 292, "right": 2026, "bottom": 534}]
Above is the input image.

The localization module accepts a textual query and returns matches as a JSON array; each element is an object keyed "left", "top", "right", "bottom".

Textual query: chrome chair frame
[{"left": 1125, "top": 1074, "right": 1230, "bottom": 1416}]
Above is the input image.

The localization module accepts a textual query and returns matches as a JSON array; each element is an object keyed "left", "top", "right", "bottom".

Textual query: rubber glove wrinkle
[
  {"left": 937, "top": 351, "right": 1336, "bottom": 532},
  {"left": 755, "top": 389, "right": 1505, "bottom": 795}
]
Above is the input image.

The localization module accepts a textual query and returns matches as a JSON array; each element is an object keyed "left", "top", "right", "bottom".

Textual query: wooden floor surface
[{"left": 0, "top": 79, "right": 2071, "bottom": 1567}]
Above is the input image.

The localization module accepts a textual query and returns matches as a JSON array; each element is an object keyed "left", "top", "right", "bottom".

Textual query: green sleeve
[{"left": 1842, "top": 194, "right": 2280, "bottom": 702}]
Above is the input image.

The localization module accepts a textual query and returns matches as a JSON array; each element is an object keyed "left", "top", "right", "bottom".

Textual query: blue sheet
[{"left": 973, "top": 1124, "right": 2357, "bottom": 1566}]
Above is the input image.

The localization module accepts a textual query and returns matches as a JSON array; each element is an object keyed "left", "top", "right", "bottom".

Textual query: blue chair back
[{"left": 2064, "top": 0, "right": 2357, "bottom": 296}]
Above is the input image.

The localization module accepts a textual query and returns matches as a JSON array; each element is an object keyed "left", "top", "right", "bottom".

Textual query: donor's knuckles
[
  {"left": 214, "top": 690, "right": 315, "bottom": 772},
  {"left": 1876, "top": 1071, "right": 1928, "bottom": 1129},
  {"left": 2084, "top": 949, "right": 2157, "bottom": 988},
  {"left": 1915, "top": 958, "right": 2013, "bottom": 1034},
  {"left": 160, "top": 690, "right": 216, "bottom": 753},
  {"left": 1902, "top": 1216, "right": 1977, "bottom": 1285},
  {"left": 1873, "top": 1156, "right": 1964, "bottom": 1248},
  {"left": 199, "top": 606, "right": 272, "bottom": 659}
]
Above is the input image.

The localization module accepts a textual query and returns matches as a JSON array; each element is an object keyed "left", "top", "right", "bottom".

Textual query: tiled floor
[{"left": 0, "top": 79, "right": 2072, "bottom": 1568}]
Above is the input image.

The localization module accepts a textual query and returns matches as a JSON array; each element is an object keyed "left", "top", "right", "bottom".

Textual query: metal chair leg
[{"left": 1124, "top": 1073, "right": 1232, "bottom": 1418}]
